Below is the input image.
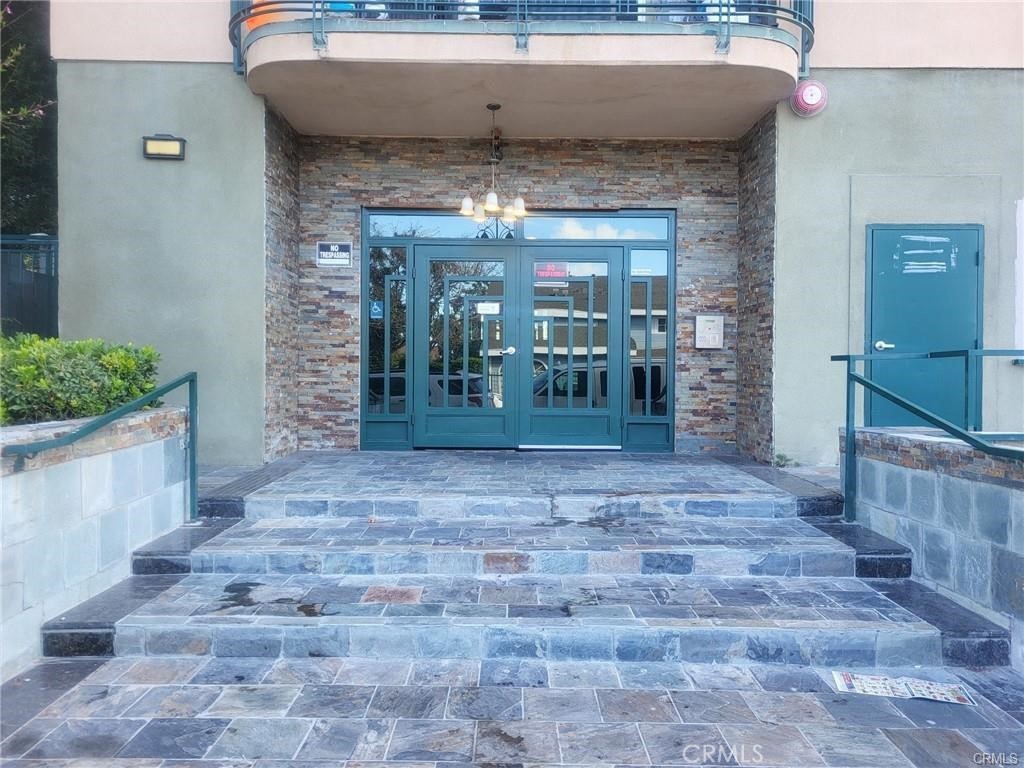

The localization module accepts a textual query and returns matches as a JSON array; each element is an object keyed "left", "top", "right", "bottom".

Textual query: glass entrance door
[
  {"left": 518, "top": 246, "right": 624, "bottom": 448},
  {"left": 411, "top": 245, "right": 517, "bottom": 447}
]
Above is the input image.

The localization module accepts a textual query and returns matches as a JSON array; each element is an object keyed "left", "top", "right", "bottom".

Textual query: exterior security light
[{"left": 143, "top": 134, "right": 187, "bottom": 160}]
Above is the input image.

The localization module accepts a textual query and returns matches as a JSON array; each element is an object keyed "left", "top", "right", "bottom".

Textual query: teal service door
[
  {"left": 412, "top": 245, "right": 517, "bottom": 447},
  {"left": 867, "top": 225, "right": 982, "bottom": 427}
]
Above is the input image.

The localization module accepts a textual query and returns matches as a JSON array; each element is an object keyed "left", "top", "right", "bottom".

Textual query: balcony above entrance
[{"left": 230, "top": 0, "right": 814, "bottom": 139}]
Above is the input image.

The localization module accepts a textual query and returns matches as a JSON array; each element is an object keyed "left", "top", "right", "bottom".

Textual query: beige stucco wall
[
  {"left": 51, "top": 0, "right": 234, "bottom": 63},
  {"left": 57, "top": 61, "right": 268, "bottom": 466},
  {"left": 812, "top": 0, "right": 1024, "bottom": 69},
  {"left": 774, "top": 68, "right": 1024, "bottom": 466}
]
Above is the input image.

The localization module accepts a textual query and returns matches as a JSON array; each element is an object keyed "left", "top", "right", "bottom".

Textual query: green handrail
[
  {"left": 2, "top": 372, "right": 199, "bottom": 521},
  {"left": 831, "top": 351, "right": 1023, "bottom": 522}
]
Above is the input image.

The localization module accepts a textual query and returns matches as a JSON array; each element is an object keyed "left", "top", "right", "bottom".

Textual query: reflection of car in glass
[
  {"left": 368, "top": 372, "right": 497, "bottom": 410},
  {"left": 531, "top": 361, "right": 668, "bottom": 413}
]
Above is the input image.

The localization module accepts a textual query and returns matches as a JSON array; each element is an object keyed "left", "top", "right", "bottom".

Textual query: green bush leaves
[{"left": 0, "top": 334, "right": 159, "bottom": 425}]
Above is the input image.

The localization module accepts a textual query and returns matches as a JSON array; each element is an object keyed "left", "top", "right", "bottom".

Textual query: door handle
[
  {"left": 499, "top": 346, "right": 517, "bottom": 356},
  {"left": 874, "top": 340, "right": 896, "bottom": 351}
]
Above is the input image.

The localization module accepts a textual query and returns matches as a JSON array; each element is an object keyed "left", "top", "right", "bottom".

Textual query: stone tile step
[
  {"left": 808, "top": 520, "right": 913, "bottom": 579},
  {"left": 243, "top": 492, "right": 813, "bottom": 521},
  {"left": 39, "top": 576, "right": 186, "bottom": 657},
  {"left": 131, "top": 517, "right": 239, "bottom": 575},
  {"left": 871, "top": 579, "right": 1011, "bottom": 667},
  {"left": 95, "top": 573, "right": 941, "bottom": 667},
  {"left": 183, "top": 517, "right": 855, "bottom": 577},
  {"left": 112, "top": 617, "right": 943, "bottom": 669}
]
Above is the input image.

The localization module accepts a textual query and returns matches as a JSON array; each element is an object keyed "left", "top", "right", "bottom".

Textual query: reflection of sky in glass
[
  {"left": 630, "top": 250, "right": 669, "bottom": 276},
  {"left": 567, "top": 262, "right": 608, "bottom": 277},
  {"left": 369, "top": 215, "right": 509, "bottom": 239},
  {"left": 525, "top": 217, "right": 669, "bottom": 241}
]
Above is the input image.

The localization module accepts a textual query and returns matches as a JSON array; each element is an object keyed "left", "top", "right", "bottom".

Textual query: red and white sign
[{"left": 535, "top": 262, "right": 569, "bottom": 280}]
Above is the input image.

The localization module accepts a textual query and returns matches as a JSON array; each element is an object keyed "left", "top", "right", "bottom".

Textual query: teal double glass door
[{"left": 412, "top": 244, "right": 624, "bottom": 448}]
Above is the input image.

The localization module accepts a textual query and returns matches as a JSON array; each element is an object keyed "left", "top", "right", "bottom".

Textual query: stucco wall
[
  {"left": 774, "top": 69, "right": 1024, "bottom": 465},
  {"left": 57, "top": 62, "right": 268, "bottom": 466},
  {"left": 1, "top": 408, "right": 188, "bottom": 681},
  {"left": 296, "top": 138, "right": 741, "bottom": 452}
]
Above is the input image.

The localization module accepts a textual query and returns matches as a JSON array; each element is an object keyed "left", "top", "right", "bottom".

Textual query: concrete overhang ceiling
[{"left": 246, "top": 32, "right": 799, "bottom": 139}]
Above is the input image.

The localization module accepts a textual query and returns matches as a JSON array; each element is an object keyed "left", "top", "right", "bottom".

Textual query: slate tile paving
[
  {"left": 558, "top": 721, "right": 648, "bottom": 763},
  {"left": 286, "top": 685, "right": 374, "bottom": 719},
  {"left": 117, "top": 717, "right": 231, "bottom": 759},
  {"left": 5, "top": 657, "right": 1020, "bottom": 765},
  {"left": 718, "top": 723, "right": 825, "bottom": 766},
  {"left": 798, "top": 724, "right": 914, "bottom": 767},
  {"left": 366, "top": 686, "right": 448, "bottom": 719},
  {"left": 386, "top": 719, "right": 474, "bottom": 762},
  {"left": 548, "top": 660, "right": 620, "bottom": 688},
  {"left": 474, "top": 720, "right": 561, "bottom": 762},
  {"left": 204, "top": 717, "right": 314, "bottom": 760},
  {"left": 295, "top": 718, "right": 392, "bottom": 761},
  {"left": 123, "top": 685, "right": 223, "bottom": 718},
  {"left": 523, "top": 687, "right": 601, "bottom": 721},
  {"left": 23, "top": 718, "right": 147, "bottom": 759},
  {"left": 882, "top": 727, "right": 991, "bottom": 768},
  {"left": 640, "top": 722, "right": 738, "bottom": 766},
  {"left": 740, "top": 691, "right": 838, "bottom": 725},
  {"left": 240, "top": 450, "right": 791, "bottom": 500},
  {"left": 670, "top": 690, "right": 760, "bottom": 724},
  {"left": 446, "top": 686, "right": 523, "bottom": 720},
  {"left": 597, "top": 688, "right": 680, "bottom": 722}
]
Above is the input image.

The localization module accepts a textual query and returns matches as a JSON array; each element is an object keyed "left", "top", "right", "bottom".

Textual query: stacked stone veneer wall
[
  {"left": 293, "top": 137, "right": 741, "bottom": 452},
  {"left": 264, "top": 109, "right": 301, "bottom": 461},
  {"left": 844, "top": 428, "right": 1024, "bottom": 666},
  {"left": 0, "top": 407, "right": 189, "bottom": 680},
  {"left": 736, "top": 111, "right": 776, "bottom": 463}
]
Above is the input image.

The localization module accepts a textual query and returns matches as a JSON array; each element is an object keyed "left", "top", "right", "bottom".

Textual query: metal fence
[
  {"left": 230, "top": 0, "right": 815, "bottom": 72},
  {"left": 1, "top": 236, "right": 58, "bottom": 338}
]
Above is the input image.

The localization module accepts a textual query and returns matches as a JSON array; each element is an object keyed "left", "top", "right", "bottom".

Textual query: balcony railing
[{"left": 229, "top": 0, "right": 814, "bottom": 74}]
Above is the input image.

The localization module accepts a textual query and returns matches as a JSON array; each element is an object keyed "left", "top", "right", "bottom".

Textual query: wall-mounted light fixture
[{"left": 142, "top": 134, "right": 187, "bottom": 160}]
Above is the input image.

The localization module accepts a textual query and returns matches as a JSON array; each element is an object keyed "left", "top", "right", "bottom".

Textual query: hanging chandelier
[{"left": 458, "top": 103, "right": 527, "bottom": 224}]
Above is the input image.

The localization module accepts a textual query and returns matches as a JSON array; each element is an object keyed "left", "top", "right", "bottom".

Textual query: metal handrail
[
  {"left": 831, "top": 351, "right": 1024, "bottom": 522},
  {"left": 228, "top": 0, "right": 814, "bottom": 70},
  {"left": 2, "top": 372, "right": 199, "bottom": 521}
]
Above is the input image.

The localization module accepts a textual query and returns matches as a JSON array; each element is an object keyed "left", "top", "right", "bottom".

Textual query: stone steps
[
  {"left": 106, "top": 572, "right": 944, "bottom": 668},
  {"left": 180, "top": 516, "right": 855, "bottom": 578},
  {"left": 210, "top": 450, "right": 843, "bottom": 522},
  {"left": 243, "top": 493, "right": 820, "bottom": 520}
]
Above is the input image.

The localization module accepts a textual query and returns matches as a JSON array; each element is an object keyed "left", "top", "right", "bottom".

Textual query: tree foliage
[{"left": 1, "top": 1, "right": 57, "bottom": 234}]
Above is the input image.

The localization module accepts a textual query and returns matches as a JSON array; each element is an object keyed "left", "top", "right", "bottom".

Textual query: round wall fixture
[{"left": 790, "top": 79, "right": 829, "bottom": 117}]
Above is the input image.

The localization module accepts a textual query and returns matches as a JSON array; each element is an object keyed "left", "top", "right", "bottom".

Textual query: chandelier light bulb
[
  {"left": 472, "top": 203, "right": 487, "bottom": 222},
  {"left": 501, "top": 204, "right": 516, "bottom": 223},
  {"left": 459, "top": 196, "right": 474, "bottom": 216},
  {"left": 484, "top": 191, "right": 500, "bottom": 212},
  {"left": 513, "top": 197, "right": 527, "bottom": 217}
]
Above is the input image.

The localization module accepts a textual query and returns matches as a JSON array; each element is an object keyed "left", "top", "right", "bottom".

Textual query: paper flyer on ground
[{"left": 832, "top": 671, "right": 977, "bottom": 705}]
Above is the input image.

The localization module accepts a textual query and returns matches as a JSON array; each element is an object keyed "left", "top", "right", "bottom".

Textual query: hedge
[{"left": 0, "top": 334, "right": 160, "bottom": 426}]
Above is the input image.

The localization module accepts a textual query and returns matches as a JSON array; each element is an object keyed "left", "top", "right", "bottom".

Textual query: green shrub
[{"left": 0, "top": 335, "right": 160, "bottom": 425}]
